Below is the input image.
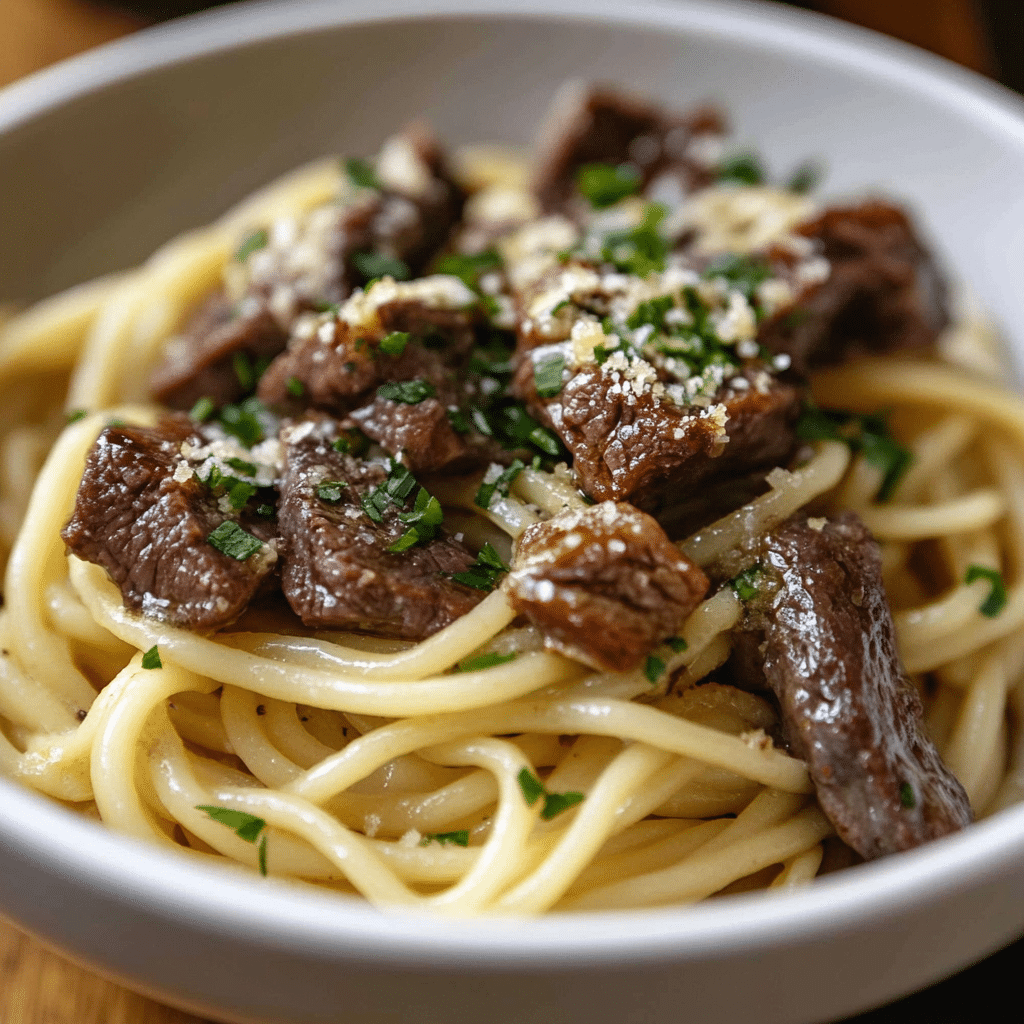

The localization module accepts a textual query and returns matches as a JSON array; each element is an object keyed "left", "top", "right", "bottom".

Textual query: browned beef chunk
[
  {"left": 277, "top": 423, "right": 483, "bottom": 638},
  {"left": 531, "top": 83, "right": 725, "bottom": 212},
  {"left": 150, "top": 123, "right": 465, "bottom": 410},
  {"left": 758, "top": 201, "right": 949, "bottom": 375},
  {"left": 506, "top": 501, "right": 708, "bottom": 671},
  {"left": 515, "top": 359, "right": 800, "bottom": 509},
  {"left": 740, "top": 513, "right": 972, "bottom": 859},
  {"left": 61, "top": 415, "right": 278, "bottom": 630},
  {"left": 151, "top": 294, "right": 290, "bottom": 410}
]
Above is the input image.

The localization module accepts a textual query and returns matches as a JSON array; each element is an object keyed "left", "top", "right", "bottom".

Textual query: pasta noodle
[{"left": 1, "top": 129, "right": 1022, "bottom": 920}]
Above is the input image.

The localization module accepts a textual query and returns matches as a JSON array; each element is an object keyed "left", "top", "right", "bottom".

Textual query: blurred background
[{"left": 0, "top": 0, "right": 1021, "bottom": 1022}]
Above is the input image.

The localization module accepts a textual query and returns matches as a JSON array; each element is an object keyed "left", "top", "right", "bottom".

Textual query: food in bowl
[{"left": 0, "top": 80, "right": 1019, "bottom": 916}]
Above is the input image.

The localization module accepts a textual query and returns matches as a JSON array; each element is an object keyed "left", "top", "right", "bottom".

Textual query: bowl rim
[{"left": 2, "top": 0, "right": 1024, "bottom": 968}]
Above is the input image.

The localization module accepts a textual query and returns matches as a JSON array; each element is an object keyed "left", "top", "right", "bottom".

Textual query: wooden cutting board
[{"left": 0, "top": 1, "right": 995, "bottom": 1022}]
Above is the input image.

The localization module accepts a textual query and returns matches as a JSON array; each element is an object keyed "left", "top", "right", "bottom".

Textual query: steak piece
[
  {"left": 507, "top": 501, "right": 708, "bottom": 671},
  {"left": 151, "top": 122, "right": 465, "bottom": 411},
  {"left": 740, "top": 513, "right": 972, "bottom": 859},
  {"left": 516, "top": 357, "right": 800, "bottom": 509},
  {"left": 531, "top": 82, "right": 725, "bottom": 212},
  {"left": 758, "top": 201, "right": 949, "bottom": 375},
  {"left": 62, "top": 415, "right": 278, "bottom": 629},
  {"left": 277, "top": 421, "right": 483, "bottom": 638},
  {"left": 151, "top": 293, "right": 290, "bottom": 410}
]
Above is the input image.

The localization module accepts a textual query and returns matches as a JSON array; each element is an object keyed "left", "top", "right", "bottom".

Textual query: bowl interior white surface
[{"left": 2, "top": 2, "right": 1024, "bottom": 1023}]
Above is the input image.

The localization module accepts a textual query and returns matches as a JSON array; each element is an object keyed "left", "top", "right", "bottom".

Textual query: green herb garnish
[
  {"left": 965, "top": 565, "right": 1007, "bottom": 618},
  {"left": 377, "top": 379, "right": 437, "bottom": 405},
  {"left": 420, "top": 830, "right": 470, "bottom": 847},
  {"left": 644, "top": 655, "right": 665, "bottom": 685},
  {"left": 600, "top": 203, "right": 669, "bottom": 276},
  {"left": 388, "top": 487, "right": 444, "bottom": 552},
  {"left": 189, "top": 396, "right": 216, "bottom": 423},
  {"left": 207, "top": 521, "right": 263, "bottom": 561},
  {"left": 343, "top": 157, "right": 379, "bottom": 190},
  {"left": 196, "top": 806, "right": 268, "bottom": 876},
  {"left": 541, "top": 791, "right": 585, "bottom": 821},
  {"left": 378, "top": 331, "right": 411, "bottom": 356},
  {"left": 475, "top": 459, "right": 525, "bottom": 509},
  {"left": 626, "top": 294, "right": 674, "bottom": 333},
  {"left": 667, "top": 637, "right": 688, "bottom": 653},
  {"left": 577, "top": 161, "right": 642, "bottom": 209},
  {"left": 787, "top": 160, "right": 824, "bottom": 194},
  {"left": 450, "top": 542, "right": 509, "bottom": 592},
  {"left": 703, "top": 253, "right": 773, "bottom": 303},
  {"left": 458, "top": 651, "right": 516, "bottom": 672},
  {"left": 219, "top": 396, "right": 268, "bottom": 447},
  {"left": 533, "top": 352, "right": 566, "bottom": 399},
  {"left": 717, "top": 151, "right": 765, "bottom": 187},
  {"left": 899, "top": 783, "right": 916, "bottom": 809},
  {"left": 256, "top": 503, "right": 275, "bottom": 518},
  {"left": 730, "top": 564, "right": 763, "bottom": 602},
  {"left": 226, "top": 457, "right": 257, "bottom": 476},
  {"left": 517, "top": 768, "right": 546, "bottom": 806},
  {"left": 317, "top": 480, "right": 348, "bottom": 503},
  {"left": 434, "top": 249, "right": 502, "bottom": 291},
  {"left": 286, "top": 376, "right": 305, "bottom": 398},
  {"left": 141, "top": 645, "right": 162, "bottom": 670},
  {"left": 66, "top": 409, "right": 88, "bottom": 425},
  {"left": 360, "top": 459, "right": 419, "bottom": 523},
  {"left": 352, "top": 251, "right": 411, "bottom": 282},
  {"left": 234, "top": 228, "right": 268, "bottom": 262}
]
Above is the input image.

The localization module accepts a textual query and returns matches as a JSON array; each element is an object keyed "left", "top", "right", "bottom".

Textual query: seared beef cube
[
  {"left": 532, "top": 83, "right": 725, "bottom": 212},
  {"left": 258, "top": 276, "right": 481, "bottom": 413},
  {"left": 740, "top": 513, "right": 972, "bottom": 859},
  {"left": 517, "top": 358, "right": 800, "bottom": 509},
  {"left": 507, "top": 501, "right": 708, "bottom": 672},
  {"left": 62, "top": 415, "right": 277, "bottom": 629},
  {"left": 277, "top": 423, "right": 483, "bottom": 638},
  {"left": 758, "top": 201, "right": 949, "bottom": 375},
  {"left": 151, "top": 293, "right": 290, "bottom": 411}
]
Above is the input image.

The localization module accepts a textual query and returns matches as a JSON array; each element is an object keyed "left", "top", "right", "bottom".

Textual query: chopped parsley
[
  {"left": 626, "top": 294, "right": 674, "bottom": 333},
  {"left": 600, "top": 203, "right": 669, "bottom": 276},
  {"left": 317, "top": 480, "right": 348, "bottom": 503},
  {"left": 540, "top": 791, "right": 585, "bottom": 821},
  {"left": 378, "top": 331, "right": 411, "bottom": 356},
  {"left": 447, "top": 407, "right": 472, "bottom": 434},
  {"left": 475, "top": 459, "right": 525, "bottom": 509},
  {"left": 796, "top": 405, "right": 912, "bottom": 503},
  {"left": 730, "top": 564, "right": 763, "bottom": 602},
  {"left": 517, "top": 768, "right": 546, "bottom": 806},
  {"left": 388, "top": 486, "right": 444, "bottom": 552},
  {"left": 232, "top": 351, "right": 269, "bottom": 393},
  {"left": 644, "top": 655, "right": 665, "bottom": 685},
  {"left": 576, "top": 161, "right": 642, "bottom": 208},
  {"left": 458, "top": 651, "right": 516, "bottom": 672},
  {"left": 667, "top": 637, "right": 688, "bottom": 653},
  {"left": 141, "top": 645, "right": 162, "bottom": 670},
  {"left": 66, "top": 409, "right": 88, "bottom": 425},
  {"left": 787, "top": 160, "right": 824, "bottom": 194},
  {"left": 256, "top": 503, "right": 275, "bottom": 518},
  {"left": 717, "top": 151, "right": 765, "bottom": 187},
  {"left": 343, "top": 157, "right": 379, "bottom": 190},
  {"left": 703, "top": 253, "right": 773, "bottom": 303},
  {"left": 207, "top": 521, "right": 263, "bottom": 561},
  {"left": 377, "top": 379, "right": 437, "bottom": 404},
  {"left": 196, "top": 806, "right": 268, "bottom": 876},
  {"left": 234, "top": 228, "right": 268, "bottom": 262},
  {"left": 360, "top": 459, "right": 419, "bottom": 524},
  {"left": 218, "top": 396, "right": 268, "bottom": 447},
  {"left": 516, "top": 768, "right": 584, "bottom": 820},
  {"left": 226, "top": 480, "right": 257, "bottom": 511},
  {"left": 352, "top": 251, "right": 411, "bottom": 282},
  {"left": 533, "top": 352, "right": 566, "bottom": 399},
  {"left": 965, "top": 565, "right": 1007, "bottom": 618},
  {"left": 226, "top": 457, "right": 257, "bottom": 476},
  {"left": 450, "top": 542, "right": 509, "bottom": 591},
  {"left": 286, "top": 376, "right": 305, "bottom": 398},
  {"left": 420, "top": 830, "right": 469, "bottom": 847},
  {"left": 899, "top": 783, "right": 916, "bottom": 809},
  {"left": 434, "top": 249, "right": 502, "bottom": 292},
  {"left": 189, "top": 396, "right": 216, "bottom": 423}
]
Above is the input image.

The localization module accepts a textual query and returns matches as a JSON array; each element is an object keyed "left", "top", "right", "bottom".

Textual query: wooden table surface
[{"left": 0, "top": 1, "right": 1001, "bottom": 1022}]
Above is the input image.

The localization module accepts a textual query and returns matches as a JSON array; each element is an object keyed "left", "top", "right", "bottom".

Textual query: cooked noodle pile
[{"left": 0, "top": 135, "right": 1022, "bottom": 917}]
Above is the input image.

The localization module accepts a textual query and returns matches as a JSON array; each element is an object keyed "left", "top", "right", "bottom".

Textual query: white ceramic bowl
[{"left": 2, "top": 2, "right": 1024, "bottom": 1022}]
